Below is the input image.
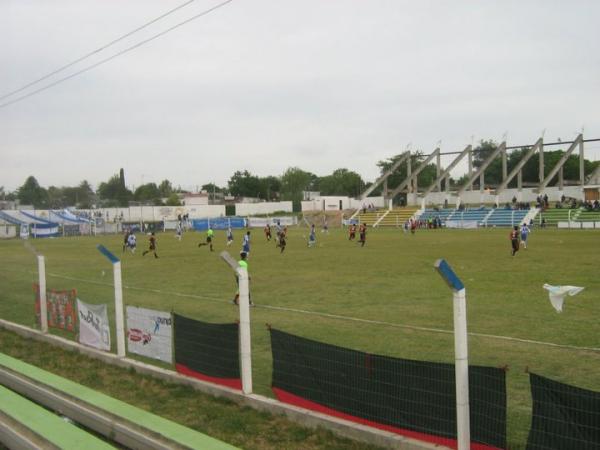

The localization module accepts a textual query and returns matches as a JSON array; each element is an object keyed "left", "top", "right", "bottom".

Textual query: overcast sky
[{"left": 2, "top": 0, "right": 599, "bottom": 192}]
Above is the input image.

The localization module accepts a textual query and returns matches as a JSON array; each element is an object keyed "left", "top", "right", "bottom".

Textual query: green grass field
[{"left": 1, "top": 226, "right": 599, "bottom": 449}]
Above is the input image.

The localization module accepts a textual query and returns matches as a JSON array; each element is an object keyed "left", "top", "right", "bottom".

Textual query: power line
[
  {"left": 0, "top": 0, "right": 199, "bottom": 102},
  {"left": 0, "top": 0, "right": 234, "bottom": 110}
]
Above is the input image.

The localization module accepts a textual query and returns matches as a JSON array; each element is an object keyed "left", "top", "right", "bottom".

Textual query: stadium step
[
  {"left": 0, "top": 384, "right": 113, "bottom": 450},
  {"left": 358, "top": 208, "right": 418, "bottom": 227},
  {"left": 0, "top": 352, "right": 238, "bottom": 450}
]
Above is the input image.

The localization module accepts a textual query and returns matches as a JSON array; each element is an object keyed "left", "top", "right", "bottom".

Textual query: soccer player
[
  {"left": 520, "top": 223, "right": 531, "bottom": 249},
  {"left": 142, "top": 232, "right": 158, "bottom": 258},
  {"left": 232, "top": 251, "right": 253, "bottom": 306},
  {"left": 175, "top": 221, "right": 182, "bottom": 241},
  {"left": 278, "top": 229, "right": 287, "bottom": 253},
  {"left": 242, "top": 231, "right": 251, "bottom": 257},
  {"left": 264, "top": 224, "right": 272, "bottom": 241},
  {"left": 308, "top": 224, "right": 316, "bottom": 247},
  {"left": 358, "top": 223, "right": 367, "bottom": 247},
  {"left": 509, "top": 226, "right": 520, "bottom": 256},
  {"left": 122, "top": 230, "right": 130, "bottom": 253},
  {"left": 198, "top": 226, "right": 214, "bottom": 251},
  {"left": 348, "top": 224, "right": 356, "bottom": 240},
  {"left": 322, "top": 218, "right": 329, "bottom": 234},
  {"left": 127, "top": 232, "right": 137, "bottom": 254},
  {"left": 226, "top": 227, "right": 234, "bottom": 246}
]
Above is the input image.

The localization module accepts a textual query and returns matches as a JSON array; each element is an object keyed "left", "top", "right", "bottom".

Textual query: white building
[{"left": 182, "top": 193, "right": 209, "bottom": 206}]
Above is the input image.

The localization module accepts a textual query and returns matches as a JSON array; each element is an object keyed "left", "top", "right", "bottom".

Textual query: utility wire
[
  {"left": 0, "top": 0, "right": 199, "bottom": 102},
  {"left": 0, "top": 0, "right": 234, "bottom": 110}
]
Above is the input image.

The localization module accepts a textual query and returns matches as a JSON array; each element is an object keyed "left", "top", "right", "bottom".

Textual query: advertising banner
[
  {"left": 126, "top": 306, "right": 172, "bottom": 363},
  {"left": 34, "top": 283, "right": 76, "bottom": 332},
  {"left": 77, "top": 299, "right": 111, "bottom": 351}
]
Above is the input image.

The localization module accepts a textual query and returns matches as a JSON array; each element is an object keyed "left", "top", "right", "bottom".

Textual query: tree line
[
  {"left": 2, "top": 166, "right": 368, "bottom": 209},
  {"left": 3, "top": 141, "right": 597, "bottom": 209}
]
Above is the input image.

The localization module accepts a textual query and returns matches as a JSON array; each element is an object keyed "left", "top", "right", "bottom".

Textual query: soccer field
[{"left": 0, "top": 226, "right": 598, "bottom": 448}]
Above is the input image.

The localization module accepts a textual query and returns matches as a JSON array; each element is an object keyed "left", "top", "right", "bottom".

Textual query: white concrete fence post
[
  {"left": 37, "top": 255, "right": 48, "bottom": 333},
  {"left": 435, "top": 259, "right": 470, "bottom": 450},
  {"left": 220, "top": 251, "right": 253, "bottom": 395},
  {"left": 24, "top": 242, "right": 48, "bottom": 333},
  {"left": 97, "top": 245, "right": 126, "bottom": 357}
]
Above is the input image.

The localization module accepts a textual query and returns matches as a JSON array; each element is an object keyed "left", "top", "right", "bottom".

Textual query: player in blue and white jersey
[{"left": 520, "top": 223, "right": 531, "bottom": 249}]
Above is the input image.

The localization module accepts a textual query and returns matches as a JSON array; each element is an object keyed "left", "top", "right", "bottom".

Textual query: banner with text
[
  {"left": 34, "top": 283, "right": 76, "bottom": 332},
  {"left": 126, "top": 306, "right": 173, "bottom": 363},
  {"left": 77, "top": 299, "right": 111, "bottom": 351}
]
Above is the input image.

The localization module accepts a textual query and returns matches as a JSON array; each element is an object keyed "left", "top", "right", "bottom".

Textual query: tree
[
  {"left": 158, "top": 180, "right": 173, "bottom": 198},
  {"left": 165, "top": 193, "right": 181, "bottom": 206},
  {"left": 317, "top": 168, "right": 364, "bottom": 197},
  {"left": 134, "top": 183, "right": 161, "bottom": 203},
  {"left": 280, "top": 167, "right": 316, "bottom": 211},
  {"left": 17, "top": 176, "right": 47, "bottom": 208},
  {"left": 228, "top": 171, "right": 262, "bottom": 198},
  {"left": 376, "top": 151, "right": 438, "bottom": 197},
  {"left": 201, "top": 183, "right": 224, "bottom": 193},
  {"left": 46, "top": 186, "right": 65, "bottom": 208},
  {"left": 468, "top": 141, "right": 600, "bottom": 188},
  {"left": 97, "top": 173, "right": 132, "bottom": 207},
  {"left": 258, "top": 176, "right": 281, "bottom": 200},
  {"left": 76, "top": 180, "right": 95, "bottom": 208},
  {"left": 201, "top": 183, "right": 227, "bottom": 202}
]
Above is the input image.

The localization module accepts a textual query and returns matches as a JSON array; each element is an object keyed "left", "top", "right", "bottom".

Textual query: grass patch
[
  {"left": 0, "top": 328, "right": 382, "bottom": 450},
  {"left": 1, "top": 226, "right": 599, "bottom": 449}
]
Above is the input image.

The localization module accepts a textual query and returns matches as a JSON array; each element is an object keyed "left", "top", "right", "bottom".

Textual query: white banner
[
  {"left": 77, "top": 299, "right": 111, "bottom": 351},
  {"left": 126, "top": 306, "right": 172, "bottom": 363},
  {"left": 445, "top": 220, "right": 478, "bottom": 229},
  {"left": 20, "top": 224, "right": 29, "bottom": 239},
  {"left": 247, "top": 216, "right": 297, "bottom": 227}
]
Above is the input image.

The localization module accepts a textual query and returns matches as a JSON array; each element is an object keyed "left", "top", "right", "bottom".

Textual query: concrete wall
[
  {"left": 235, "top": 201, "right": 293, "bottom": 216},
  {"left": 0, "top": 224, "right": 17, "bottom": 239},
  {"left": 302, "top": 196, "right": 385, "bottom": 211},
  {"left": 350, "top": 197, "right": 385, "bottom": 209},
  {"left": 419, "top": 186, "right": 584, "bottom": 207},
  {"left": 0, "top": 319, "right": 437, "bottom": 450},
  {"left": 73, "top": 206, "right": 225, "bottom": 221},
  {"left": 182, "top": 195, "right": 209, "bottom": 206}
]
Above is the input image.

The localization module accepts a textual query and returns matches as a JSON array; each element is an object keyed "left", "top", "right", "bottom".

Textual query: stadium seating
[
  {"left": 374, "top": 208, "right": 418, "bottom": 227},
  {"left": 417, "top": 207, "right": 532, "bottom": 227},
  {"left": 483, "top": 209, "right": 529, "bottom": 227},
  {"left": 418, "top": 209, "right": 454, "bottom": 222},
  {"left": 357, "top": 209, "right": 385, "bottom": 226},
  {"left": 358, "top": 208, "right": 418, "bottom": 227},
  {"left": 446, "top": 208, "right": 492, "bottom": 226},
  {"left": 574, "top": 209, "right": 600, "bottom": 223},
  {"left": 537, "top": 208, "right": 578, "bottom": 226}
]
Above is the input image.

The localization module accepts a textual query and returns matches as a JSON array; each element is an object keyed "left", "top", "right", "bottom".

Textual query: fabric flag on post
[
  {"left": 77, "top": 299, "right": 111, "bottom": 351},
  {"left": 173, "top": 313, "right": 241, "bottom": 390},
  {"left": 527, "top": 372, "right": 600, "bottom": 449},
  {"left": 126, "top": 306, "right": 173, "bottom": 363},
  {"left": 34, "top": 283, "right": 77, "bottom": 332},
  {"left": 270, "top": 328, "right": 507, "bottom": 450},
  {"left": 542, "top": 284, "right": 584, "bottom": 313}
]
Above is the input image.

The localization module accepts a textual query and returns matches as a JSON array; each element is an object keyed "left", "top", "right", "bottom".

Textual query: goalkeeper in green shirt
[
  {"left": 232, "top": 251, "right": 253, "bottom": 306},
  {"left": 198, "top": 226, "right": 215, "bottom": 251}
]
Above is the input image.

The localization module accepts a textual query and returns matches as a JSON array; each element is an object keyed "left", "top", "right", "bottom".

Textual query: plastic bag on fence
[{"left": 542, "top": 284, "right": 584, "bottom": 313}]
